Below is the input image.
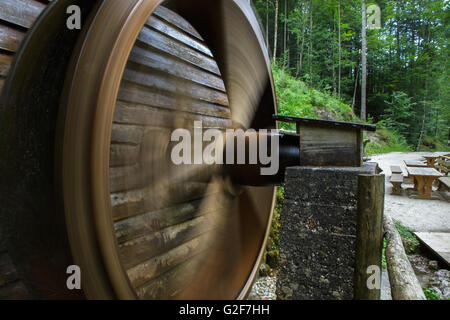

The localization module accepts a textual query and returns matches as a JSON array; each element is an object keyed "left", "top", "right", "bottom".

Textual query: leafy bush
[
  {"left": 365, "top": 126, "right": 412, "bottom": 156},
  {"left": 420, "top": 135, "right": 450, "bottom": 152},
  {"left": 423, "top": 287, "right": 441, "bottom": 300},
  {"left": 382, "top": 91, "right": 416, "bottom": 142}
]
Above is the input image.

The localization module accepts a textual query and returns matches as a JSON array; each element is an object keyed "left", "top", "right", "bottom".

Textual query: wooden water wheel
[{"left": 0, "top": 0, "right": 278, "bottom": 299}]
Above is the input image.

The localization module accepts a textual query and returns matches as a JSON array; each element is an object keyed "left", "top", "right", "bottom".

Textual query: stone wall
[{"left": 276, "top": 163, "right": 379, "bottom": 300}]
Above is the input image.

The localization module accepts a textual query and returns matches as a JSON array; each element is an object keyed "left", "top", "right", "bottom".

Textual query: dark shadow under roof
[{"left": 273, "top": 115, "right": 377, "bottom": 132}]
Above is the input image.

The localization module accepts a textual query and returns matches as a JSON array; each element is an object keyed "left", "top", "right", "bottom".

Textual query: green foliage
[
  {"left": 420, "top": 135, "right": 450, "bottom": 152},
  {"left": 264, "top": 186, "right": 284, "bottom": 270},
  {"left": 423, "top": 287, "right": 442, "bottom": 300},
  {"left": 382, "top": 92, "right": 416, "bottom": 143},
  {"left": 381, "top": 238, "right": 387, "bottom": 269},
  {"left": 253, "top": 0, "right": 449, "bottom": 150},
  {"left": 365, "top": 127, "right": 412, "bottom": 156},
  {"left": 269, "top": 186, "right": 284, "bottom": 251},
  {"left": 273, "top": 63, "right": 357, "bottom": 131},
  {"left": 393, "top": 219, "right": 420, "bottom": 255}
]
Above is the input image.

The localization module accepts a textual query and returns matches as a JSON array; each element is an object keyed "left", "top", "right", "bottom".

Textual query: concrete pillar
[{"left": 276, "top": 163, "right": 379, "bottom": 300}]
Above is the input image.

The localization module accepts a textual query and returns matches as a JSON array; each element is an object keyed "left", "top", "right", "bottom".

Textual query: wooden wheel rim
[
  {"left": 62, "top": 0, "right": 163, "bottom": 300},
  {"left": 62, "top": 0, "right": 276, "bottom": 300}
]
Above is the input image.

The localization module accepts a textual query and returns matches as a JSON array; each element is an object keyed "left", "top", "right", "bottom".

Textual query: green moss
[
  {"left": 263, "top": 186, "right": 284, "bottom": 271},
  {"left": 393, "top": 219, "right": 420, "bottom": 254},
  {"left": 381, "top": 238, "right": 387, "bottom": 269}
]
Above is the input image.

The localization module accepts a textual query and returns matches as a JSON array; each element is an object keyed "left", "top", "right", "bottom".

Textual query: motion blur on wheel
[{"left": 0, "top": 0, "right": 278, "bottom": 299}]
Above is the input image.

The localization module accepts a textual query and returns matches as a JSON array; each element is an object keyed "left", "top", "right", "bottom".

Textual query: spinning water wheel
[{"left": 0, "top": 0, "right": 281, "bottom": 299}]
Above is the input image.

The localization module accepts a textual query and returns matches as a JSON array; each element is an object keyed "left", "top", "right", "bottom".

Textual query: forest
[{"left": 252, "top": 0, "right": 449, "bottom": 151}]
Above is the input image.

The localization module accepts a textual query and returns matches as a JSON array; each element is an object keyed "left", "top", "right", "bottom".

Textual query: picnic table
[
  {"left": 422, "top": 154, "right": 440, "bottom": 168},
  {"left": 404, "top": 160, "right": 427, "bottom": 168},
  {"left": 405, "top": 167, "right": 443, "bottom": 200}
]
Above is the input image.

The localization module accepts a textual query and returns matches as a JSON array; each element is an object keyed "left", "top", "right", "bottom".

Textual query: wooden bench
[
  {"left": 389, "top": 174, "right": 404, "bottom": 195},
  {"left": 435, "top": 156, "right": 449, "bottom": 176},
  {"left": 437, "top": 176, "right": 450, "bottom": 192},
  {"left": 390, "top": 165, "right": 402, "bottom": 174}
]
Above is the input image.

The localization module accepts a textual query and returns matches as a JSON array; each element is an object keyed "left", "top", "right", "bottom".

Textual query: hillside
[{"left": 272, "top": 64, "right": 449, "bottom": 155}]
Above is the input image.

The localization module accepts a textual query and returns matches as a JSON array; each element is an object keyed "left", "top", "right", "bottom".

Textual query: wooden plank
[
  {"left": 406, "top": 167, "right": 442, "bottom": 177},
  {"left": 137, "top": 26, "right": 221, "bottom": 75},
  {"left": 404, "top": 160, "right": 427, "bottom": 168},
  {"left": 146, "top": 16, "right": 212, "bottom": 57},
  {"left": 153, "top": 6, "right": 203, "bottom": 40},
  {"left": 118, "top": 82, "right": 230, "bottom": 119},
  {"left": 127, "top": 234, "right": 210, "bottom": 288},
  {"left": 0, "top": 53, "right": 13, "bottom": 76},
  {"left": 111, "top": 181, "right": 214, "bottom": 221},
  {"left": 111, "top": 124, "right": 144, "bottom": 145},
  {"left": 119, "top": 213, "right": 218, "bottom": 269},
  {"left": 110, "top": 144, "right": 140, "bottom": 167},
  {"left": 390, "top": 165, "right": 402, "bottom": 174},
  {"left": 298, "top": 125, "right": 360, "bottom": 167},
  {"left": 114, "top": 195, "right": 225, "bottom": 244},
  {"left": 390, "top": 174, "right": 404, "bottom": 183},
  {"left": 438, "top": 177, "right": 450, "bottom": 190},
  {"left": 135, "top": 249, "right": 205, "bottom": 299},
  {"left": 0, "top": 24, "right": 26, "bottom": 52},
  {"left": 436, "top": 157, "right": 450, "bottom": 168},
  {"left": 109, "top": 164, "right": 142, "bottom": 193},
  {"left": 0, "top": 0, "right": 45, "bottom": 29},
  {"left": 414, "top": 232, "right": 450, "bottom": 266},
  {"left": 122, "top": 66, "right": 229, "bottom": 107},
  {"left": 274, "top": 114, "right": 377, "bottom": 132},
  {"left": 114, "top": 100, "right": 231, "bottom": 129},
  {"left": 128, "top": 45, "right": 226, "bottom": 92}
]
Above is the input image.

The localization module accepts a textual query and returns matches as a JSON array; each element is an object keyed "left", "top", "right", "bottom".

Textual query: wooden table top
[
  {"left": 423, "top": 154, "right": 439, "bottom": 159},
  {"left": 404, "top": 160, "right": 427, "bottom": 167},
  {"left": 406, "top": 167, "right": 443, "bottom": 177}
]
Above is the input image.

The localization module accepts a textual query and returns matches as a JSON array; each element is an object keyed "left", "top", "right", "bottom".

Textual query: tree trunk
[
  {"left": 338, "top": 0, "right": 342, "bottom": 98},
  {"left": 332, "top": 10, "right": 337, "bottom": 95},
  {"left": 383, "top": 214, "right": 426, "bottom": 300},
  {"left": 297, "top": 2, "right": 307, "bottom": 77},
  {"left": 273, "top": 0, "right": 279, "bottom": 61},
  {"left": 361, "top": 0, "right": 367, "bottom": 121},
  {"left": 266, "top": 0, "right": 269, "bottom": 51},
  {"left": 308, "top": 0, "right": 313, "bottom": 84},
  {"left": 352, "top": 60, "right": 360, "bottom": 112},
  {"left": 283, "top": 0, "right": 287, "bottom": 55}
]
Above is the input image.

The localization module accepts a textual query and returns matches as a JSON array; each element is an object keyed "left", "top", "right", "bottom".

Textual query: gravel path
[{"left": 247, "top": 276, "right": 277, "bottom": 300}]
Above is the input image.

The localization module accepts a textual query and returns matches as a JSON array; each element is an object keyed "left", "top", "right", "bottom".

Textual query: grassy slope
[
  {"left": 273, "top": 64, "right": 412, "bottom": 156},
  {"left": 273, "top": 64, "right": 358, "bottom": 131}
]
